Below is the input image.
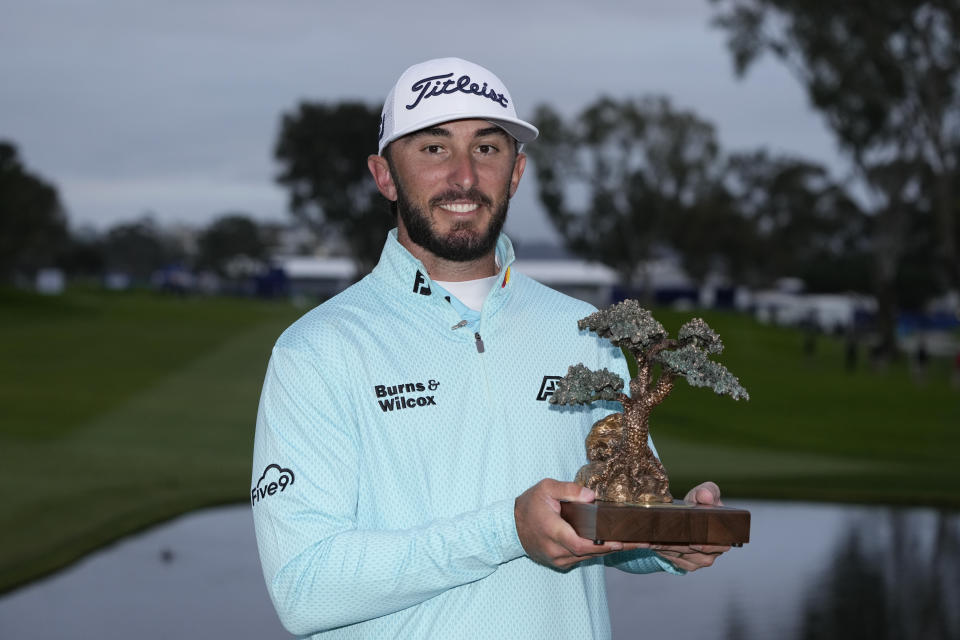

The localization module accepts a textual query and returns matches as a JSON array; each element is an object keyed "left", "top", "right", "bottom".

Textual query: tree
[
  {"left": 102, "top": 217, "right": 179, "bottom": 281},
  {"left": 662, "top": 184, "right": 755, "bottom": 288},
  {"left": 549, "top": 300, "right": 748, "bottom": 503},
  {"left": 274, "top": 102, "right": 390, "bottom": 275},
  {"left": 196, "top": 213, "right": 267, "bottom": 276},
  {"left": 723, "top": 150, "right": 870, "bottom": 291},
  {"left": 527, "top": 97, "right": 724, "bottom": 298},
  {"left": 0, "top": 141, "right": 68, "bottom": 280},
  {"left": 57, "top": 227, "right": 106, "bottom": 278},
  {"left": 711, "top": 0, "right": 960, "bottom": 355}
]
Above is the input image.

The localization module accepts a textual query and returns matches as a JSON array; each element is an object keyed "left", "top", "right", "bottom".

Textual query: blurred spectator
[
  {"left": 952, "top": 351, "right": 960, "bottom": 390},
  {"left": 802, "top": 313, "right": 817, "bottom": 358},
  {"left": 912, "top": 337, "right": 929, "bottom": 384},
  {"left": 844, "top": 329, "right": 859, "bottom": 372}
]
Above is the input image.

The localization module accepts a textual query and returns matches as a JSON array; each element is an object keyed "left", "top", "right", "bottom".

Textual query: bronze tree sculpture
[{"left": 550, "top": 300, "right": 749, "bottom": 504}]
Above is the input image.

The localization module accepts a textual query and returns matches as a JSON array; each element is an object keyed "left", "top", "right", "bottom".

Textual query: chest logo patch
[
  {"left": 536, "top": 376, "right": 563, "bottom": 401},
  {"left": 374, "top": 379, "right": 439, "bottom": 412}
]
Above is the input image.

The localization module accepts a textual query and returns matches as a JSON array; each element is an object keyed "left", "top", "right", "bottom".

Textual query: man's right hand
[{"left": 515, "top": 479, "right": 645, "bottom": 569}]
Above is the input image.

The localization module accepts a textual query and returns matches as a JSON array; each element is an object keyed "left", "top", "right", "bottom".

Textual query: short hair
[{"left": 381, "top": 146, "right": 399, "bottom": 218}]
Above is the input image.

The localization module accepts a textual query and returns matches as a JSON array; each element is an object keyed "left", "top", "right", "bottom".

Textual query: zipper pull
[
  {"left": 474, "top": 332, "right": 485, "bottom": 353},
  {"left": 451, "top": 320, "right": 468, "bottom": 330}
]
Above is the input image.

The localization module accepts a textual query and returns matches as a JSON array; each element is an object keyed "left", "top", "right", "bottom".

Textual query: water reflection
[
  {"left": 605, "top": 502, "right": 960, "bottom": 640},
  {"left": 797, "top": 510, "right": 960, "bottom": 640},
  {"left": 722, "top": 601, "right": 750, "bottom": 640},
  {"left": 0, "top": 502, "right": 956, "bottom": 639},
  {"left": 0, "top": 507, "right": 288, "bottom": 640}
]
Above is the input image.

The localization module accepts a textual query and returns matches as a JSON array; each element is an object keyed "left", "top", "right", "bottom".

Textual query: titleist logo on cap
[
  {"left": 406, "top": 72, "right": 510, "bottom": 111},
  {"left": 376, "top": 57, "right": 537, "bottom": 154}
]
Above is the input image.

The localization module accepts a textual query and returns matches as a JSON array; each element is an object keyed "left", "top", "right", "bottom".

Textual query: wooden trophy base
[{"left": 560, "top": 500, "right": 750, "bottom": 546}]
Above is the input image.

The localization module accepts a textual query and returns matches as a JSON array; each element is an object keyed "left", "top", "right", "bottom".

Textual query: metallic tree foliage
[{"left": 550, "top": 300, "right": 748, "bottom": 503}]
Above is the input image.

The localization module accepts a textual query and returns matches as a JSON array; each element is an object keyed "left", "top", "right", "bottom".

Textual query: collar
[{"left": 369, "top": 228, "right": 517, "bottom": 321}]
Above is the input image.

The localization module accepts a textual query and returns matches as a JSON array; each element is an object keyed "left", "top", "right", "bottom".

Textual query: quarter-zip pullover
[{"left": 252, "top": 230, "right": 678, "bottom": 639}]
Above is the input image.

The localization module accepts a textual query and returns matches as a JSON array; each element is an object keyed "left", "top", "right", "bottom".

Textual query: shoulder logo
[
  {"left": 251, "top": 464, "right": 295, "bottom": 507},
  {"left": 536, "top": 376, "right": 563, "bottom": 401}
]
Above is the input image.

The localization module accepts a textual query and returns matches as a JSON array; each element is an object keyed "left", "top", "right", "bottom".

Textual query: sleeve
[{"left": 251, "top": 342, "right": 525, "bottom": 637}]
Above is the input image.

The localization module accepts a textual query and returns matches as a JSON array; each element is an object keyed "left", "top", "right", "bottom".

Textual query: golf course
[{"left": 2, "top": 287, "right": 958, "bottom": 594}]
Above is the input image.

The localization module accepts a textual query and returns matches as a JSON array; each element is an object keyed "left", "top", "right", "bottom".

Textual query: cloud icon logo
[{"left": 251, "top": 463, "right": 295, "bottom": 507}]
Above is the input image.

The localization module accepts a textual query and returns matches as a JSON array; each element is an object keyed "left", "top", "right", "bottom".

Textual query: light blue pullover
[{"left": 251, "top": 230, "right": 680, "bottom": 639}]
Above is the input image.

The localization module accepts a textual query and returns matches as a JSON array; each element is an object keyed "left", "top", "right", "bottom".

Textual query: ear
[
  {"left": 508, "top": 152, "right": 527, "bottom": 198},
  {"left": 367, "top": 154, "right": 398, "bottom": 201}
]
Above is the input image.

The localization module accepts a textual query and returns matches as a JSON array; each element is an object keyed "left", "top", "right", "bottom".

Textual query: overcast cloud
[{"left": 1, "top": 0, "right": 841, "bottom": 242}]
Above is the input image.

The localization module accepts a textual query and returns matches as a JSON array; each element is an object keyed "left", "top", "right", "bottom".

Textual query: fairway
[
  {"left": 0, "top": 288, "right": 303, "bottom": 593},
  {"left": 1, "top": 289, "right": 958, "bottom": 593},
  {"left": 650, "top": 308, "right": 960, "bottom": 506}
]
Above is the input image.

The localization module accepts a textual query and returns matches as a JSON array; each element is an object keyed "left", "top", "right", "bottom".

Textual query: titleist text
[{"left": 406, "top": 73, "right": 509, "bottom": 111}]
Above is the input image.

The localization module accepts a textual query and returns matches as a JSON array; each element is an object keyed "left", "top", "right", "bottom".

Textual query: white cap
[{"left": 377, "top": 57, "right": 539, "bottom": 154}]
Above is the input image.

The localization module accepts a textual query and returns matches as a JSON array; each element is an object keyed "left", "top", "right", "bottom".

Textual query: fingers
[
  {"left": 653, "top": 543, "right": 731, "bottom": 555},
  {"left": 549, "top": 531, "right": 625, "bottom": 568},
  {"left": 537, "top": 481, "right": 617, "bottom": 564},
  {"left": 683, "top": 481, "right": 723, "bottom": 506},
  {"left": 542, "top": 478, "right": 595, "bottom": 505},
  {"left": 519, "top": 478, "right": 734, "bottom": 572},
  {"left": 652, "top": 543, "right": 730, "bottom": 572},
  {"left": 550, "top": 536, "right": 655, "bottom": 568},
  {"left": 654, "top": 551, "right": 718, "bottom": 572},
  {"left": 516, "top": 478, "right": 626, "bottom": 569}
]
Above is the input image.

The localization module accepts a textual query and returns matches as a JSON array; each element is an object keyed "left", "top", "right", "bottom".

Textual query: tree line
[
  {"left": 275, "top": 99, "right": 883, "bottom": 300},
  {"left": 710, "top": 0, "right": 960, "bottom": 356},
  {"left": 0, "top": 141, "right": 269, "bottom": 284},
  {"left": 272, "top": 1, "right": 960, "bottom": 362},
  {"left": 3, "top": 1, "right": 956, "bottom": 361}
]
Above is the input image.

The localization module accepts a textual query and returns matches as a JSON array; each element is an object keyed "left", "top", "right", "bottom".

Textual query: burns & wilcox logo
[
  {"left": 251, "top": 464, "right": 295, "bottom": 506},
  {"left": 374, "top": 379, "right": 440, "bottom": 412}
]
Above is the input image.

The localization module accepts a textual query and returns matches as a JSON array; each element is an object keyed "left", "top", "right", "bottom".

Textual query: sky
[{"left": 1, "top": 0, "right": 844, "bottom": 244}]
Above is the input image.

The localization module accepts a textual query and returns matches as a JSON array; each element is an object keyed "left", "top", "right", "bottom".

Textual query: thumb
[
  {"left": 548, "top": 480, "right": 596, "bottom": 503},
  {"left": 573, "top": 486, "right": 596, "bottom": 503},
  {"left": 684, "top": 481, "right": 722, "bottom": 506}
]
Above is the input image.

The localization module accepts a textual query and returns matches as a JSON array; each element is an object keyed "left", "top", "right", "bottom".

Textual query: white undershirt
[{"left": 434, "top": 272, "right": 501, "bottom": 312}]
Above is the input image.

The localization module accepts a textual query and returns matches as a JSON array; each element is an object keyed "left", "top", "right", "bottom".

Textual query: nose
[{"left": 447, "top": 150, "right": 478, "bottom": 192}]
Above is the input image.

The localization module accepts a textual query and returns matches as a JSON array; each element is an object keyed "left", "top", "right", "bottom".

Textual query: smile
[{"left": 438, "top": 203, "right": 480, "bottom": 213}]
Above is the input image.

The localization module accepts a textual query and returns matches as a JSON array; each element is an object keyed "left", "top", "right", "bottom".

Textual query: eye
[
  {"left": 423, "top": 144, "right": 444, "bottom": 154},
  {"left": 476, "top": 144, "right": 498, "bottom": 155}
]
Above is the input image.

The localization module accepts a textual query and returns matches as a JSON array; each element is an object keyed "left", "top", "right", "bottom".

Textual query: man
[{"left": 252, "top": 57, "right": 728, "bottom": 639}]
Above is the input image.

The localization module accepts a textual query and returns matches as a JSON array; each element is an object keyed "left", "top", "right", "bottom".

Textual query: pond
[{"left": 1, "top": 501, "right": 957, "bottom": 639}]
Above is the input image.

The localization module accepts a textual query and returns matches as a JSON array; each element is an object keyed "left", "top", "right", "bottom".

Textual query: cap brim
[
  {"left": 485, "top": 117, "right": 539, "bottom": 144},
  {"left": 380, "top": 113, "right": 539, "bottom": 154}
]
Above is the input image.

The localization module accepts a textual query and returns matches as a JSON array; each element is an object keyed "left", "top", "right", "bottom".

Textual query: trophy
[{"left": 552, "top": 300, "right": 751, "bottom": 546}]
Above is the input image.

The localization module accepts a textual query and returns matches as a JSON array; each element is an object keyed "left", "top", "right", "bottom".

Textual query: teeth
[{"left": 439, "top": 203, "right": 479, "bottom": 213}]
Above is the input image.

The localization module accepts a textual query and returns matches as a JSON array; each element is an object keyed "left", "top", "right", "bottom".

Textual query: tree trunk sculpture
[{"left": 550, "top": 300, "right": 749, "bottom": 504}]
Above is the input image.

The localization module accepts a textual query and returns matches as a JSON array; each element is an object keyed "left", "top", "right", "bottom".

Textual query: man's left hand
[{"left": 650, "top": 481, "right": 730, "bottom": 572}]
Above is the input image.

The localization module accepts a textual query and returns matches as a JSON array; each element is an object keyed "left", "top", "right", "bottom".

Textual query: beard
[{"left": 390, "top": 167, "right": 510, "bottom": 262}]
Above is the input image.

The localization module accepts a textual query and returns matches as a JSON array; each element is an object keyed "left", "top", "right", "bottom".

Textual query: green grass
[
  {"left": 647, "top": 309, "right": 960, "bottom": 506},
  {"left": 0, "top": 287, "right": 303, "bottom": 593},
  {"left": 1, "top": 290, "right": 958, "bottom": 594}
]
